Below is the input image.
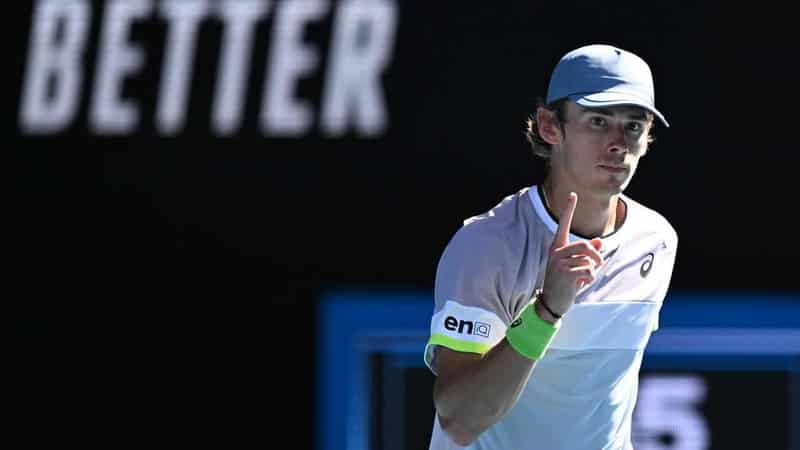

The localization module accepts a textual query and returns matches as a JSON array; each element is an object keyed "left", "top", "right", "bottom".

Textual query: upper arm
[
  {"left": 425, "top": 226, "right": 515, "bottom": 373},
  {"left": 431, "top": 346, "right": 484, "bottom": 409},
  {"left": 432, "top": 346, "right": 483, "bottom": 380}
]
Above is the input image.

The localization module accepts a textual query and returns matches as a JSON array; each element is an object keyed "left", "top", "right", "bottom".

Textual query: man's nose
[{"left": 608, "top": 124, "right": 629, "bottom": 153}]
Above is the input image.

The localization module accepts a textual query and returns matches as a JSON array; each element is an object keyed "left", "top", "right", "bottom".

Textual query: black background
[{"left": 11, "top": 1, "right": 798, "bottom": 447}]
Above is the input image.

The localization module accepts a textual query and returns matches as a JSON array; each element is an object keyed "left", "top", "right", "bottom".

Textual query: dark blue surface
[{"left": 656, "top": 292, "right": 800, "bottom": 328}]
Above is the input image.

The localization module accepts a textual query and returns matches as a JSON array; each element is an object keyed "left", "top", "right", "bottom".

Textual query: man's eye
[
  {"left": 626, "top": 122, "right": 643, "bottom": 133},
  {"left": 590, "top": 117, "right": 606, "bottom": 127}
]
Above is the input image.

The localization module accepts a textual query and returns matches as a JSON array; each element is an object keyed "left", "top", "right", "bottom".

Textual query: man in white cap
[{"left": 424, "top": 44, "right": 678, "bottom": 449}]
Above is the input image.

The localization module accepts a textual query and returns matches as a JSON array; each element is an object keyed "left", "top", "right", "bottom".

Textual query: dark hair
[
  {"left": 524, "top": 98, "right": 568, "bottom": 161},
  {"left": 524, "top": 98, "right": 656, "bottom": 160}
]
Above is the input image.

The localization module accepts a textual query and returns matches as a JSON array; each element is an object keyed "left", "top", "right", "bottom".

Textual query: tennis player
[{"left": 424, "top": 44, "right": 678, "bottom": 449}]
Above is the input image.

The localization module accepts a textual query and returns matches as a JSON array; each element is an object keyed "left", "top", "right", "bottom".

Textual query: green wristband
[{"left": 505, "top": 301, "right": 560, "bottom": 360}]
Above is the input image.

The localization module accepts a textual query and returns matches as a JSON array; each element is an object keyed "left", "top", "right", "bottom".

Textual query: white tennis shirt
[{"left": 425, "top": 186, "right": 678, "bottom": 450}]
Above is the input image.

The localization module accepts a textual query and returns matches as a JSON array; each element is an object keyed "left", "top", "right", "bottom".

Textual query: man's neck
[{"left": 542, "top": 180, "right": 620, "bottom": 238}]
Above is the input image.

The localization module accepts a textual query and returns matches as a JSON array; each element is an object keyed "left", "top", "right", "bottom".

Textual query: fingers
[
  {"left": 551, "top": 242, "right": 602, "bottom": 290},
  {"left": 553, "top": 241, "right": 603, "bottom": 267},
  {"left": 553, "top": 258, "right": 598, "bottom": 288},
  {"left": 547, "top": 192, "right": 608, "bottom": 292},
  {"left": 567, "top": 265, "right": 597, "bottom": 286},
  {"left": 557, "top": 256, "right": 598, "bottom": 277},
  {"left": 553, "top": 192, "right": 577, "bottom": 248},
  {"left": 561, "top": 255, "right": 596, "bottom": 269}
]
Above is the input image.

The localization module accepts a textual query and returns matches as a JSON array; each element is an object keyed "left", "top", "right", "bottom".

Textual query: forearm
[
  {"left": 433, "top": 339, "right": 538, "bottom": 444},
  {"left": 433, "top": 301, "right": 560, "bottom": 445}
]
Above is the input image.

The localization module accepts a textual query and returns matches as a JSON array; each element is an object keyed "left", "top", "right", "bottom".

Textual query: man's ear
[{"left": 536, "top": 107, "right": 563, "bottom": 145}]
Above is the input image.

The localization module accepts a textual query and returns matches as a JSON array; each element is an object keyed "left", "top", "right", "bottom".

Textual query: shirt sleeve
[{"left": 424, "top": 223, "right": 517, "bottom": 374}]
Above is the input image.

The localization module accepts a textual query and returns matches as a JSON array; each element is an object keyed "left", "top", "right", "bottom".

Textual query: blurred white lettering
[
  {"left": 261, "top": 0, "right": 328, "bottom": 136},
  {"left": 157, "top": 0, "right": 210, "bottom": 135},
  {"left": 213, "top": 0, "right": 269, "bottom": 135},
  {"left": 321, "top": 0, "right": 397, "bottom": 137},
  {"left": 19, "top": 0, "right": 89, "bottom": 134},
  {"left": 20, "top": 0, "right": 398, "bottom": 138},
  {"left": 90, "top": 0, "right": 152, "bottom": 134},
  {"left": 633, "top": 374, "right": 710, "bottom": 450}
]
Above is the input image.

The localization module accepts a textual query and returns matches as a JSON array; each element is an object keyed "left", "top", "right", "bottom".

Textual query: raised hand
[{"left": 541, "top": 192, "right": 603, "bottom": 316}]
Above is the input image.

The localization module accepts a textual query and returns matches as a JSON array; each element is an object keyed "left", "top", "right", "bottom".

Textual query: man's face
[{"left": 552, "top": 101, "right": 654, "bottom": 196}]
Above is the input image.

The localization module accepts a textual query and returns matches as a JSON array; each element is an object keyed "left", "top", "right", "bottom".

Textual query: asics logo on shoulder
[
  {"left": 444, "top": 316, "right": 491, "bottom": 337},
  {"left": 640, "top": 253, "right": 655, "bottom": 278}
]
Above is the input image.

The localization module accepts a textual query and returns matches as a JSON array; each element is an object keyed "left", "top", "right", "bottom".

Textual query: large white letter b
[{"left": 19, "top": 0, "right": 90, "bottom": 134}]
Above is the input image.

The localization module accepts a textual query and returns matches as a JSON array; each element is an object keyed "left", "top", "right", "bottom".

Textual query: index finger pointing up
[{"left": 554, "top": 192, "right": 577, "bottom": 248}]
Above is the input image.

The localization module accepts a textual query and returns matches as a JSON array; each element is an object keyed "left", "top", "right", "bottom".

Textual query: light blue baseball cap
[{"left": 546, "top": 44, "right": 669, "bottom": 127}]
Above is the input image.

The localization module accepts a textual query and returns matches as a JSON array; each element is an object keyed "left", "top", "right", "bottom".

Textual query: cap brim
[{"left": 571, "top": 92, "right": 669, "bottom": 127}]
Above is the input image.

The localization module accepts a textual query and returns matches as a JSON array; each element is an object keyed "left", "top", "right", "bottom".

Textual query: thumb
[{"left": 590, "top": 238, "right": 603, "bottom": 252}]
